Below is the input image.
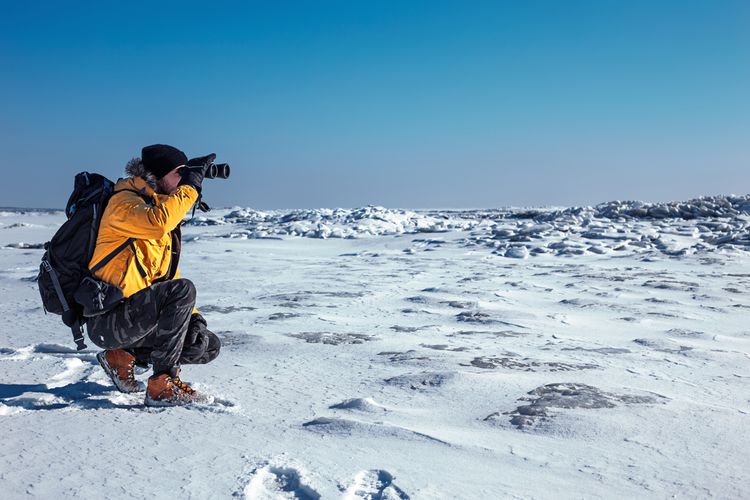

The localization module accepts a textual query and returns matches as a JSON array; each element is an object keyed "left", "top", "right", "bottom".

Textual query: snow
[{"left": 1, "top": 200, "right": 749, "bottom": 498}]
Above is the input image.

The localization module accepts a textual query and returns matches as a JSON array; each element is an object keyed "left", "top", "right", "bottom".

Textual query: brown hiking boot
[
  {"left": 145, "top": 372, "right": 211, "bottom": 407},
  {"left": 96, "top": 349, "right": 144, "bottom": 393}
]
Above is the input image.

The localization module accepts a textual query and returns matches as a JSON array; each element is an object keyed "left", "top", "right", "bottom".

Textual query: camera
[
  {"left": 183, "top": 162, "right": 230, "bottom": 179},
  {"left": 204, "top": 162, "right": 230, "bottom": 179}
]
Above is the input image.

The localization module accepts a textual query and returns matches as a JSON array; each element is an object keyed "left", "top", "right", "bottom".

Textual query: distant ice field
[
  {"left": 186, "top": 195, "right": 750, "bottom": 258},
  {"left": 1, "top": 200, "right": 749, "bottom": 499}
]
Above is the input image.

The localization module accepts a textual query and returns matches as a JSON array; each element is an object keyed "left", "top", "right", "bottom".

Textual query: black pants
[{"left": 86, "top": 279, "right": 220, "bottom": 375}]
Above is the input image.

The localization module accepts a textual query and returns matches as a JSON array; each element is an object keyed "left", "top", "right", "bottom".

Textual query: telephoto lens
[{"left": 205, "top": 163, "right": 230, "bottom": 179}]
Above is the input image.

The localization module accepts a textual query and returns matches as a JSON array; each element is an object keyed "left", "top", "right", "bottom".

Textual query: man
[{"left": 86, "top": 144, "right": 221, "bottom": 406}]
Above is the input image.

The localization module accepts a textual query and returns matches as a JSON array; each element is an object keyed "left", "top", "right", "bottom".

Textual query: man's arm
[{"left": 107, "top": 185, "right": 199, "bottom": 239}]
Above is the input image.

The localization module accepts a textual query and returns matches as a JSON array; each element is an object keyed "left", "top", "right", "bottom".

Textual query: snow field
[{"left": 1, "top": 206, "right": 749, "bottom": 498}]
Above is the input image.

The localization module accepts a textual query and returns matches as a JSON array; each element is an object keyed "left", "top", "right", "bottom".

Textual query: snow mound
[
  {"left": 174, "top": 195, "right": 750, "bottom": 257},
  {"left": 188, "top": 205, "right": 477, "bottom": 238}
]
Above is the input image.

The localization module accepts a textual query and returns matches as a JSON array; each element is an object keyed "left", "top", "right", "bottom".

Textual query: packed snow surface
[{"left": 1, "top": 197, "right": 749, "bottom": 498}]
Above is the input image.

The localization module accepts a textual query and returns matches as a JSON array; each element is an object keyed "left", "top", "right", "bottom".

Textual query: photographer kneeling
[{"left": 86, "top": 144, "right": 221, "bottom": 406}]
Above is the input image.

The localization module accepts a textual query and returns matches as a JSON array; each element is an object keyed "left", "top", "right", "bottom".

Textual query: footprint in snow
[
  {"left": 0, "top": 348, "right": 123, "bottom": 413},
  {"left": 343, "top": 470, "right": 409, "bottom": 500},
  {"left": 242, "top": 465, "right": 320, "bottom": 500}
]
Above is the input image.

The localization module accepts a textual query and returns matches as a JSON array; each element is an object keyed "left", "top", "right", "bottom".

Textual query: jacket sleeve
[{"left": 107, "top": 185, "right": 198, "bottom": 239}]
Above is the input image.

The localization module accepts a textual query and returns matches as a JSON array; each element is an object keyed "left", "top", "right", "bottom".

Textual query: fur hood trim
[{"left": 125, "top": 157, "right": 157, "bottom": 189}]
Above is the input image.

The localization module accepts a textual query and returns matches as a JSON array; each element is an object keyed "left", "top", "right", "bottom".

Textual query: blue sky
[{"left": 1, "top": 0, "right": 748, "bottom": 209}]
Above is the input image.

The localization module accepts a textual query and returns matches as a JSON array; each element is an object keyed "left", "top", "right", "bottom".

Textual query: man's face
[{"left": 156, "top": 166, "right": 183, "bottom": 195}]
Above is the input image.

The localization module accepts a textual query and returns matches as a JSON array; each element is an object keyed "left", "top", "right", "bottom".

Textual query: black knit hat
[{"left": 141, "top": 144, "right": 188, "bottom": 179}]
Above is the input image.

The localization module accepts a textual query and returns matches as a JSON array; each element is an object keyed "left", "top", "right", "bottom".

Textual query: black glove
[
  {"left": 186, "top": 312, "right": 208, "bottom": 346},
  {"left": 186, "top": 153, "right": 216, "bottom": 168},
  {"left": 178, "top": 153, "right": 216, "bottom": 194},
  {"left": 178, "top": 167, "right": 205, "bottom": 194}
]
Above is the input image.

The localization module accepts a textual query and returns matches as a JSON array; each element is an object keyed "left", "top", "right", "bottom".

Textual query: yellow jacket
[{"left": 89, "top": 177, "right": 199, "bottom": 298}]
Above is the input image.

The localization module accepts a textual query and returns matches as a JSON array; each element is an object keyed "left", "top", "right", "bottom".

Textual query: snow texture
[{"left": 1, "top": 198, "right": 750, "bottom": 498}]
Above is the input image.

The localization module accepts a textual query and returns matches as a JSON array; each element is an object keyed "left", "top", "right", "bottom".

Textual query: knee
[{"left": 171, "top": 278, "right": 196, "bottom": 302}]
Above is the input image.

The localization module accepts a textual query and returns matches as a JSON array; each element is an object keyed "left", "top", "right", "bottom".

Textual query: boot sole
[
  {"left": 144, "top": 395, "right": 186, "bottom": 407},
  {"left": 96, "top": 352, "right": 144, "bottom": 394},
  {"left": 144, "top": 393, "right": 212, "bottom": 407}
]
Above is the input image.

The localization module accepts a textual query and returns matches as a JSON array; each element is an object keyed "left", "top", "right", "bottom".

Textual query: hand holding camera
[{"left": 178, "top": 153, "right": 231, "bottom": 195}]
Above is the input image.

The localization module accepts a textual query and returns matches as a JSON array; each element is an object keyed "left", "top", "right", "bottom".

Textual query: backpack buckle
[{"left": 72, "top": 321, "right": 87, "bottom": 351}]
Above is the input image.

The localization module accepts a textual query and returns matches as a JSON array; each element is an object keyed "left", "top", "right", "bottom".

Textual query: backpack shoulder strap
[
  {"left": 90, "top": 238, "right": 135, "bottom": 274},
  {"left": 88, "top": 187, "right": 154, "bottom": 277},
  {"left": 113, "top": 188, "right": 153, "bottom": 205}
]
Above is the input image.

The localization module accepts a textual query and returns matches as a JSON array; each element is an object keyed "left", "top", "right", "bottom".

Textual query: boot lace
[
  {"left": 110, "top": 351, "right": 136, "bottom": 383},
  {"left": 125, "top": 361, "right": 135, "bottom": 381},
  {"left": 171, "top": 376, "right": 195, "bottom": 395}
]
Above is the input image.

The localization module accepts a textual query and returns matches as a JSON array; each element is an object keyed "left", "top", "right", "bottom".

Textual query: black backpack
[{"left": 37, "top": 172, "right": 146, "bottom": 350}]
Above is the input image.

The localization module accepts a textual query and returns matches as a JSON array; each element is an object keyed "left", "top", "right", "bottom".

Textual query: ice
[
  {"left": 1, "top": 198, "right": 750, "bottom": 498},
  {"left": 157, "top": 196, "right": 750, "bottom": 260}
]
